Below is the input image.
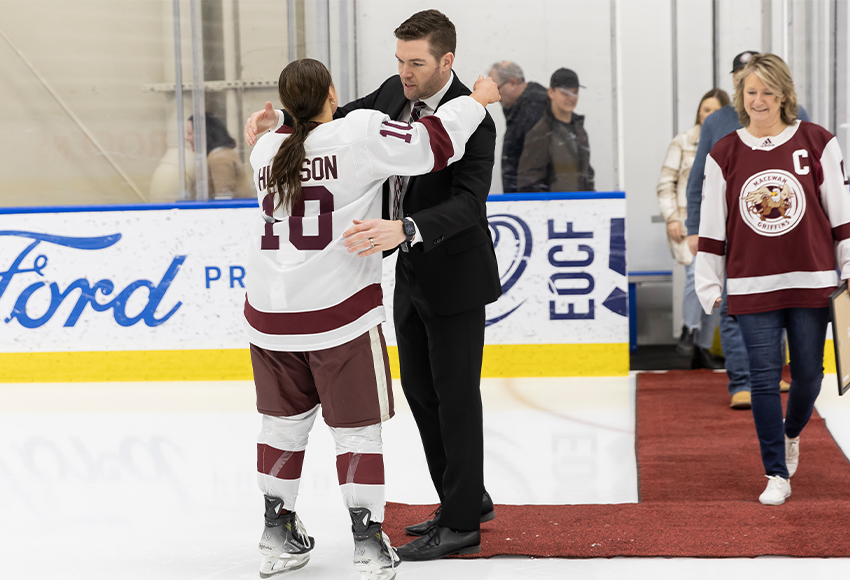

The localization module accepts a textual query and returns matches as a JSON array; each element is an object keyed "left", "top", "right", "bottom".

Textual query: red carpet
[{"left": 383, "top": 370, "right": 850, "bottom": 557}]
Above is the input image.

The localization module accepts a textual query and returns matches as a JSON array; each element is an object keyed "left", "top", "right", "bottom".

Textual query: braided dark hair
[{"left": 269, "top": 58, "right": 333, "bottom": 211}]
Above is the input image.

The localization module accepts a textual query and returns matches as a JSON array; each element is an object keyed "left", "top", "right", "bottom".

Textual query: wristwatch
[{"left": 402, "top": 217, "right": 416, "bottom": 243}]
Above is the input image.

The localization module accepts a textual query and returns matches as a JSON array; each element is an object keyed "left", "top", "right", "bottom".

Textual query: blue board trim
[
  {"left": 489, "top": 191, "right": 625, "bottom": 202},
  {"left": 0, "top": 200, "right": 258, "bottom": 215},
  {"left": 628, "top": 270, "right": 673, "bottom": 277},
  {"left": 0, "top": 191, "right": 626, "bottom": 215}
]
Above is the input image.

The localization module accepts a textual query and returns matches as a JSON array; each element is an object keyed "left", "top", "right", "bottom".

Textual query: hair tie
[{"left": 293, "top": 118, "right": 321, "bottom": 131}]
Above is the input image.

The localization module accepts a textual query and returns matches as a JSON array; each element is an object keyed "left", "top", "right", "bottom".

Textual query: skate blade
[
  {"left": 356, "top": 568, "right": 397, "bottom": 580},
  {"left": 259, "top": 553, "right": 310, "bottom": 578},
  {"left": 354, "top": 559, "right": 400, "bottom": 579}
]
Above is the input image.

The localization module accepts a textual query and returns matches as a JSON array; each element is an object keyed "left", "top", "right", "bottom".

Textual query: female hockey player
[{"left": 246, "top": 58, "right": 499, "bottom": 579}]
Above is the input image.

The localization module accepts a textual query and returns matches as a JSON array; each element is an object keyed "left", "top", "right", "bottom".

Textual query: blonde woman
[
  {"left": 657, "top": 89, "right": 729, "bottom": 367},
  {"left": 696, "top": 54, "right": 850, "bottom": 505}
]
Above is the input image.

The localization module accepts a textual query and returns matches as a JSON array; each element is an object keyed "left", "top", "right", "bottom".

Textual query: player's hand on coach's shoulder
[
  {"left": 244, "top": 102, "right": 281, "bottom": 146},
  {"left": 470, "top": 75, "right": 500, "bottom": 108}
]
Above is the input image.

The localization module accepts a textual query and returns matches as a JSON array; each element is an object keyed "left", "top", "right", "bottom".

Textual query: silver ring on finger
[{"left": 368, "top": 238, "right": 375, "bottom": 249}]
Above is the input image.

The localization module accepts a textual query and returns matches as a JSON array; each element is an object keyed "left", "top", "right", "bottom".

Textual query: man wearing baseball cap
[
  {"left": 516, "top": 67, "right": 595, "bottom": 192},
  {"left": 730, "top": 50, "right": 757, "bottom": 72},
  {"left": 684, "top": 51, "right": 809, "bottom": 410}
]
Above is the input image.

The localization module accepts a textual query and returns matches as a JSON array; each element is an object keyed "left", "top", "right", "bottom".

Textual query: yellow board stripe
[
  {"left": 4, "top": 341, "right": 835, "bottom": 383},
  {"left": 0, "top": 349, "right": 254, "bottom": 382},
  {"left": 480, "top": 343, "right": 630, "bottom": 377},
  {"left": 0, "top": 343, "right": 633, "bottom": 382},
  {"left": 824, "top": 339, "right": 837, "bottom": 374}
]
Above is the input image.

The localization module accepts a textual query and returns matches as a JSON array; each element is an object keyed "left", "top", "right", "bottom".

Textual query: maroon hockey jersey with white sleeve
[
  {"left": 245, "top": 96, "right": 485, "bottom": 351},
  {"left": 695, "top": 120, "right": 850, "bottom": 315}
]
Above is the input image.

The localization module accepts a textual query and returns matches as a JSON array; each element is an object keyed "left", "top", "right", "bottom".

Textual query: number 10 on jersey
[{"left": 261, "top": 186, "right": 335, "bottom": 251}]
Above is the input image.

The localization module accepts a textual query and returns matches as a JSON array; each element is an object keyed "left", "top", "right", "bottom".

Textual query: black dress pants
[{"left": 393, "top": 254, "right": 485, "bottom": 532}]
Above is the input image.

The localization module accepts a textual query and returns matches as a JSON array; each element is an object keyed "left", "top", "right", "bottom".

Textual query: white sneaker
[
  {"left": 785, "top": 435, "right": 800, "bottom": 477},
  {"left": 759, "top": 475, "right": 791, "bottom": 506}
]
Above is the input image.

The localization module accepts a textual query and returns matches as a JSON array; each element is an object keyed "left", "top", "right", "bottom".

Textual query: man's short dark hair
[{"left": 394, "top": 9, "right": 456, "bottom": 62}]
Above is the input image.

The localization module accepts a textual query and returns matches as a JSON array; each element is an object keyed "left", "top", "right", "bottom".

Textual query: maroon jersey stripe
[
  {"left": 275, "top": 125, "right": 294, "bottom": 134},
  {"left": 834, "top": 222, "right": 850, "bottom": 242},
  {"left": 245, "top": 283, "right": 382, "bottom": 336},
  {"left": 699, "top": 237, "right": 726, "bottom": 255},
  {"left": 417, "top": 116, "right": 454, "bottom": 171},
  {"left": 728, "top": 286, "right": 835, "bottom": 315},
  {"left": 257, "top": 444, "right": 305, "bottom": 479},
  {"left": 335, "top": 452, "right": 385, "bottom": 485}
]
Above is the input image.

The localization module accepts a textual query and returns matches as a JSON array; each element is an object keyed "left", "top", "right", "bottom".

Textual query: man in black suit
[{"left": 244, "top": 10, "right": 501, "bottom": 561}]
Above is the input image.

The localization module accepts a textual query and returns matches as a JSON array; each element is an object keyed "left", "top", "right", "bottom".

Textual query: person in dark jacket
[
  {"left": 488, "top": 61, "right": 548, "bottom": 193},
  {"left": 517, "top": 68, "right": 595, "bottom": 192}
]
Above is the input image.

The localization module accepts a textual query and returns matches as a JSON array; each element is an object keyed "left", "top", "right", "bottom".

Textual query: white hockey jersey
[
  {"left": 695, "top": 120, "right": 850, "bottom": 315},
  {"left": 245, "top": 95, "right": 486, "bottom": 351}
]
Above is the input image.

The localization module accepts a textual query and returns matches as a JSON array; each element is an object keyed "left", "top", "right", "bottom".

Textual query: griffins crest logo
[{"left": 738, "top": 169, "right": 806, "bottom": 236}]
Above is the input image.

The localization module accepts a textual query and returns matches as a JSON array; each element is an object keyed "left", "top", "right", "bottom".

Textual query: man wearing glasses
[
  {"left": 487, "top": 61, "right": 548, "bottom": 193},
  {"left": 517, "top": 68, "right": 595, "bottom": 192}
]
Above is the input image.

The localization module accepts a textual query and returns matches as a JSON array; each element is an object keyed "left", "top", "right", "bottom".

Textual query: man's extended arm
[
  {"left": 244, "top": 77, "right": 396, "bottom": 145},
  {"left": 408, "top": 113, "right": 497, "bottom": 249},
  {"left": 335, "top": 76, "right": 396, "bottom": 116}
]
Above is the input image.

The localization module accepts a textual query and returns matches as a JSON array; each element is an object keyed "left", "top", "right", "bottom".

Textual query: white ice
[{"left": 1, "top": 373, "right": 849, "bottom": 580}]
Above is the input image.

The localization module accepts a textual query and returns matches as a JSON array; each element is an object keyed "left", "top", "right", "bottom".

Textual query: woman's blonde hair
[{"left": 733, "top": 53, "right": 798, "bottom": 127}]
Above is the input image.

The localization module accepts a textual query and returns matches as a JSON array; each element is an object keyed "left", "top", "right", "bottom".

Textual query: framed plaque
[{"left": 830, "top": 282, "right": 850, "bottom": 396}]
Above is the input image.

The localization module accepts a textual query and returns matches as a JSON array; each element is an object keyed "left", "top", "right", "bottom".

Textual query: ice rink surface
[{"left": 1, "top": 373, "right": 849, "bottom": 580}]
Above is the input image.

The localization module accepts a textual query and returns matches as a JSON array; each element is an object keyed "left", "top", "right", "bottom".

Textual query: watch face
[{"left": 403, "top": 220, "right": 416, "bottom": 236}]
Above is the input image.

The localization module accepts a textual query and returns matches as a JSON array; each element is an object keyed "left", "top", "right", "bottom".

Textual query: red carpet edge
[{"left": 382, "top": 370, "right": 850, "bottom": 558}]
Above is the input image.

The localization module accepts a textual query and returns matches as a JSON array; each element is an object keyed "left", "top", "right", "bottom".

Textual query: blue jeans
[
  {"left": 719, "top": 283, "right": 751, "bottom": 395},
  {"left": 736, "top": 307, "right": 830, "bottom": 478},
  {"left": 683, "top": 262, "right": 720, "bottom": 349}
]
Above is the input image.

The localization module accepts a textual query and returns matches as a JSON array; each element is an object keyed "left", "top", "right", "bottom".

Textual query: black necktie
[{"left": 392, "top": 101, "right": 427, "bottom": 220}]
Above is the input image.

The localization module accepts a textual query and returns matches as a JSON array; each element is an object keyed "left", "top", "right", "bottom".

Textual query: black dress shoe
[
  {"left": 396, "top": 526, "right": 481, "bottom": 561},
  {"left": 404, "top": 507, "right": 441, "bottom": 536},
  {"left": 691, "top": 347, "right": 724, "bottom": 370},
  {"left": 480, "top": 490, "right": 495, "bottom": 523},
  {"left": 404, "top": 491, "right": 495, "bottom": 536}
]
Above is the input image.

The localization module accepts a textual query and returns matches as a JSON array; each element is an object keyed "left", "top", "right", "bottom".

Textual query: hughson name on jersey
[{"left": 257, "top": 155, "right": 339, "bottom": 191}]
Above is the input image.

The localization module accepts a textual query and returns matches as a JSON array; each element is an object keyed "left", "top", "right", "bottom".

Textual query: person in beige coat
[
  {"left": 188, "top": 113, "right": 255, "bottom": 200},
  {"left": 657, "top": 88, "right": 728, "bottom": 368}
]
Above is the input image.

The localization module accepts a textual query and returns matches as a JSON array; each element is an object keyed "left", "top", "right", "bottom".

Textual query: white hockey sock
[
  {"left": 256, "top": 406, "right": 319, "bottom": 511},
  {"left": 330, "top": 423, "right": 385, "bottom": 522}
]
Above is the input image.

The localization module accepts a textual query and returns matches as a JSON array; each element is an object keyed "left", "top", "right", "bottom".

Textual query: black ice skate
[
  {"left": 349, "top": 507, "right": 401, "bottom": 580},
  {"left": 258, "top": 495, "right": 315, "bottom": 578}
]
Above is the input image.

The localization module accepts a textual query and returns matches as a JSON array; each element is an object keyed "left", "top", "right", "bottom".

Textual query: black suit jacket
[{"left": 339, "top": 74, "right": 502, "bottom": 315}]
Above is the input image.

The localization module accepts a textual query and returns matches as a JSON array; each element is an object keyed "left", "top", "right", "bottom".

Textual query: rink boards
[{"left": 0, "top": 194, "right": 631, "bottom": 381}]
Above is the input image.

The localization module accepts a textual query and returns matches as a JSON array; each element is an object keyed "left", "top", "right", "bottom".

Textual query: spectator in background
[
  {"left": 657, "top": 88, "right": 729, "bottom": 370},
  {"left": 487, "top": 61, "right": 548, "bottom": 193},
  {"left": 517, "top": 68, "right": 594, "bottom": 192},
  {"left": 695, "top": 53, "right": 849, "bottom": 505},
  {"left": 685, "top": 51, "right": 809, "bottom": 409},
  {"left": 148, "top": 144, "right": 195, "bottom": 202},
  {"left": 188, "top": 112, "right": 254, "bottom": 200}
]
